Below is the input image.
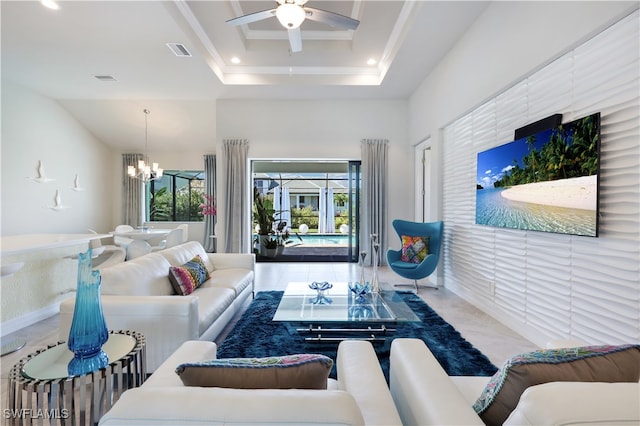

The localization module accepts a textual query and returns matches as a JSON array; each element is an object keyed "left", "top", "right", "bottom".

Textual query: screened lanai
[{"left": 252, "top": 160, "right": 361, "bottom": 262}]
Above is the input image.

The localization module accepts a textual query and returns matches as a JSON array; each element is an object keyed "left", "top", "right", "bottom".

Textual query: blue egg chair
[{"left": 386, "top": 220, "right": 443, "bottom": 292}]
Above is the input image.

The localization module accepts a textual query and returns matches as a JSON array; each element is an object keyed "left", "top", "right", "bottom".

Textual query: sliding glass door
[
  {"left": 251, "top": 160, "right": 361, "bottom": 262},
  {"left": 347, "top": 161, "right": 361, "bottom": 262}
]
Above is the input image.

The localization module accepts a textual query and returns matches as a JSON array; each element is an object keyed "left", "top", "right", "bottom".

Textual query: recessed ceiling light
[
  {"left": 231, "top": 57, "right": 241, "bottom": 65},
  {"left": 41, "top": 0, "right": 59, "bottom": 10},
  {"left": 367, "top": 58, "right": 377, "bottom": 66}
]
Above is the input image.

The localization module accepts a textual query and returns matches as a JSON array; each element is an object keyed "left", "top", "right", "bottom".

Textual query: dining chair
[
  {"left": 150, "top": 228, "right": 183, "bottom": 252},
  {"left": 176, "top": 224, "right": 189, "bottom": 242},
  {"left": 126, "top": 240, "right": 151, "bottom": 260},
  {"left": 114, "top": 224, "right": 134, "bottom": 247},
  {"left": 87, "top": 228, "right": 126, "bottom": 265}
]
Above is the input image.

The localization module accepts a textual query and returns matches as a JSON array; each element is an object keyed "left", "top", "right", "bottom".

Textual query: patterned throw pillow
[
  {"left": 168, "top": 255, "right": 210, "bottom": 296},
  {"left": 175, "top": 354, "right": 333, "bottom": 390},
  {"left": 473, "top": 344, "right": 640, "bottom": 426},
  {"left": 400, "top": 235, "right": 430, "bottom": 263}
]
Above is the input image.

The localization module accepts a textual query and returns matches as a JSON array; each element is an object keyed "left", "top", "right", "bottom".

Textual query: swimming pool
[{"left": 292, "top": 233, "right": 350, "bottom": 246}]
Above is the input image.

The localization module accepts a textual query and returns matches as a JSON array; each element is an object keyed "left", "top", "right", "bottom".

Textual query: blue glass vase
[{"left": 67, "top": 248, "right": 109, "bottom": 376}]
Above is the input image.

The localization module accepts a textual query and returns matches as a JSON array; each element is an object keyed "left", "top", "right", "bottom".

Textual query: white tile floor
[{"left": 1, "top": 262, "right": 539, "bottom": 414}]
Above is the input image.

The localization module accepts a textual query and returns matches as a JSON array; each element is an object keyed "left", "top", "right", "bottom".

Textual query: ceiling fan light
[{"left": 276, "top": 4, "right": 305, "bottom": 29}]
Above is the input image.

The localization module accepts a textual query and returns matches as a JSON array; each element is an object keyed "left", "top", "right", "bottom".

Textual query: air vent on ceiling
[
  {"left": 93, "top": 75, "right": 117, "bottom": 82},
  {"left": 166, "top": 43, "right": 192, "bottom": 57}
]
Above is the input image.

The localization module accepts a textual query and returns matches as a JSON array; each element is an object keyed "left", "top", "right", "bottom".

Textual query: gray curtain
[
  {"left": 361, "top": 139, "right": 389, "bottom": 266},
  {"left": 203, "top": 154, "right": 217, "bottom": 252},
  {"left": 122, "top": 153, "right": 143, "bottom": 227},
  {"left": 223, "top": 139, "right": 250, "bottom": 253}
]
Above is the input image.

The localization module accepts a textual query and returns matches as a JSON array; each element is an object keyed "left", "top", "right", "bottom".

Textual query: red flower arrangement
[{"left": 199, "top": 194, "right": 217, "bottom": 216}]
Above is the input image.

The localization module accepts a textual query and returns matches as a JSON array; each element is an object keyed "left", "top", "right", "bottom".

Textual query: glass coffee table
[{"left": 273, "top": 282, "right": 419, "bottom": 342}]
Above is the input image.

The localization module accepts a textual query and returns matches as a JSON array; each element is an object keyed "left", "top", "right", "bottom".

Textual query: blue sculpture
[{"left": 67, "top": 248, "right": 109, "bottom": 375}]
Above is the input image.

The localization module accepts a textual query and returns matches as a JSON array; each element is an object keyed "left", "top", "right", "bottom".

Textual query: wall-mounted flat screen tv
[{"left": 475, "top": 112, "right": 601, "bottom": 237}]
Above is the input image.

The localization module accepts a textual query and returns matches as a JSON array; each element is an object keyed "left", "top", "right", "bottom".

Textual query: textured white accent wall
[
  {"left": 1, "top": 244, "right": 84, "bottom": 328},
  {"left": 443, "top": 12, "right": 639, "bottom": 346}
]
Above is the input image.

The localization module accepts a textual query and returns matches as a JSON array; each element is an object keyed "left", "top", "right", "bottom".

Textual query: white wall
[
  {"left": 409, "top": 2, "right": 639, "bottom": 346},
  {"left": 216, "top": 99, "right": 410, "bottom": 251},
  {"left": 1, "top": 82, "right": 115, "bottom": 235},
  {"left": 1, "top": 82, "right": 116, "bottom": 327}
]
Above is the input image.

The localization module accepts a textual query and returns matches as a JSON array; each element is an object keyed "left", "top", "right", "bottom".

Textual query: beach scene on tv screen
[{"left": 475, "top": 113, "right": 600, "bottom": 237}]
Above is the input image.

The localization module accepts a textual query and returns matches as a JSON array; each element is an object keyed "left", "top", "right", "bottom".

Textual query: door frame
[{"left": 414, "top": 138, "right": 433, "bottom": 222}]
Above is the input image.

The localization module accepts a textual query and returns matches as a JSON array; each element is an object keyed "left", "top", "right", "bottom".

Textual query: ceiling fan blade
[
  {"left": 304, "top": 7, "right": 359, "bottom": 30},
  {"left": 288, "top": 27, "right": 302, "bottom": 53},
  {"left": 226, "top": 8, "right": 276, "bottom": 26}
]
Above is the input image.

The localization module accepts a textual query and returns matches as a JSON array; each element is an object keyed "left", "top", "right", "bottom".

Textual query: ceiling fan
[{"left": 226, "top": 0, "right": 360, "bottom": 53}]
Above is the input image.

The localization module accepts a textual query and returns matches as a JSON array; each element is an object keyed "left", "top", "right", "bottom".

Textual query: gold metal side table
[{"left": 5, "top": 330, "right": 146, "bottom": 426}]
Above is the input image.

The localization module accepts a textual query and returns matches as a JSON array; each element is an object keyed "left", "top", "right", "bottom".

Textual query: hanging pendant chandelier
[{"left": 128, "top": 109, "right": 163, "bottom": 182}]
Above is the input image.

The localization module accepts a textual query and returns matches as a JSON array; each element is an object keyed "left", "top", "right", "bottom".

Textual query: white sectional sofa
[
  {"left": 60, "top": 241, "right": 255, "bottom": 372},
  {"left": 389, "top": 338, "right": 640, "bottom": 426},
  {"left": 98, "top": 340, "right": 402, "bottom": 426}
]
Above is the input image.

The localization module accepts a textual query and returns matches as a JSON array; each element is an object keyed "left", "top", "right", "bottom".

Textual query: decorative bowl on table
[
  {"left": 309, "top": 281, "right": 332, "bottom": 304},
  {"left": 309, "top": 281, "right": 333, "bottom": 292},
  {"left": 348, "top": 282, "right": 371, "bottom": 302},
  {"left": 348, "top": 304, "right": 374, "bottom": 320}
]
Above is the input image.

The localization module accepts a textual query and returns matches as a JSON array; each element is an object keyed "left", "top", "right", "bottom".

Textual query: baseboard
[{"left": 1, "top": 304, "right": 59, "bottom": 337}]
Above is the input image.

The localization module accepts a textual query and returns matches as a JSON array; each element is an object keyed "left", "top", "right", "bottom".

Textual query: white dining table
[{"left": 110, "top": 229, "right": 172, "bottom": 241}]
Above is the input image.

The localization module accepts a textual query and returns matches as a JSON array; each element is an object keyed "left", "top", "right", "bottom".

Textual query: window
[{"left": 147, "top": 171, "right": 205, "bottom": 222}]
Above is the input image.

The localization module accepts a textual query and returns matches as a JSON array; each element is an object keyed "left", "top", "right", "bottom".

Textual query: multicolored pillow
[
  {"left": 400, "top": 235, "right": 430, "bottom": 263},
  {"left": 473, "top": 344, "right": 640, "bottom": 426},
  {"left": 175, "top": 354, "right": 333, "bottom": 389},
  {"left": 168, "top": 255, "right": 210, "bottom": 296}
]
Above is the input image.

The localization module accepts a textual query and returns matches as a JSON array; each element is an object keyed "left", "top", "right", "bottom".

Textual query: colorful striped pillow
[
  {"left": 400, "top": 235, "right": 430, "bottom": 263},
  {"left": 168, "top": 255, "right": 210, "bottom": 295},
  {"left": 473, "top": 344, "right": 640, "bottom": 426}
]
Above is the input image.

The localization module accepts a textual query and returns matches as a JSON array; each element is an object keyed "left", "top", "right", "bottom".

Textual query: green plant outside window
[{"left": 148, "top": 171, "right": 206, "bottom": 222}]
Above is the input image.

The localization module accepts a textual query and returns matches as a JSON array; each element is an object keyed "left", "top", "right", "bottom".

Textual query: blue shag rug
[{"left": 217, "top": 291, "right": 498, "bottom": 381}]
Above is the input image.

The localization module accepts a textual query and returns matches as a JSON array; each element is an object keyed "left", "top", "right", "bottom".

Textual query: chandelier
[{"left": 128, "top": 109, "right": 163, "bottom": 182}]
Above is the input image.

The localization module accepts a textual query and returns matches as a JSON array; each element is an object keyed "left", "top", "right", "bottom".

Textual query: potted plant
[
  {"left": 263, "top": 236, "right": 279, "bottom": 258},
  {"left": 253, "top": 186, "right": 276, "bottom": 256}
]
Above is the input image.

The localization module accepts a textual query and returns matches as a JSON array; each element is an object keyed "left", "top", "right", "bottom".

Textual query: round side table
[{"left": 5, "top": 330, "right": 146, "bottom": 426}]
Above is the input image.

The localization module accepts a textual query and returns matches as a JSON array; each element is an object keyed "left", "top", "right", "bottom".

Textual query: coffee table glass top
[{"left": 273, "top": 282, "right": 419, "bottom": 323}]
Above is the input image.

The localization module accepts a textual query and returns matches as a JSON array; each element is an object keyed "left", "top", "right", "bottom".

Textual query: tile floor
[{"left": 1, "top": 262, "right": 539, "bottom": 414}]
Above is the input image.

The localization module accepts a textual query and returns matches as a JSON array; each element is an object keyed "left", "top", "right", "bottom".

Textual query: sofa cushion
[
  {"left": 473, "top": 344, "right": 640, "bottom": 426},
  {"left": 98, "top": 387, "right": 366, "bottom": 426},
  {"left": 100, "top": 253, "right": 174, "bottom": 296},
  {"left": 175, "top": 354, "right": 333, "bottom": 390},
  {"left": 201, "top": 268, "right": 253, "bottom": 296},
  {"left": 159, "top": 241, "right": 214, "bottom": 273},
  {"left": 168, "top": 255, "right": 210, "bottom": 296},
  {"left": 400, "top": 235, "right": 429, "bottom": 263},
  {"left": 195, "top": 287, "right": 236, "bottom": 336}
]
